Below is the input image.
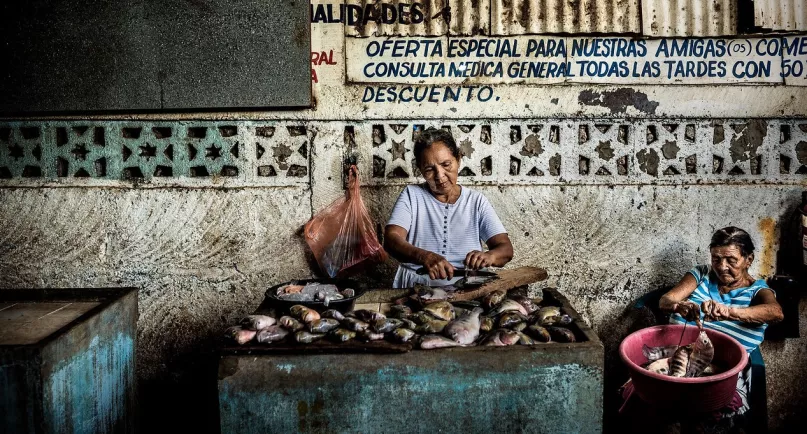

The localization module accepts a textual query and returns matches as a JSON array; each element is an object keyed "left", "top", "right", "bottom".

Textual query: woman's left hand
[
  {"left": 702, "top": 300, "right": 733, "bottom": 321},
  {"left": 464, "top": 250, "right": 494, "bottom": 270}
]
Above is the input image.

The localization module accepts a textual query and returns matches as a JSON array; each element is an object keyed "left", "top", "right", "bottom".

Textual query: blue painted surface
[
  {"left": 43, "top": 333, "right": 134, "bottom": 434},
  {"left": 219, "top": 350, "right": 603, "bottom": 434}
]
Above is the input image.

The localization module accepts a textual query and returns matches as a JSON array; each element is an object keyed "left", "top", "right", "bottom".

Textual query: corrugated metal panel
[
  {"left": 641, "top": 0, "right": 737, "bottom": 37},
  {"left": 491, "top": 0, "right": 640, "bottom": 35},
  {"left": 449, "top": 0, "right": 490, "bottom": 35},
  {"left": 755, "top": 0, "right": 807, "bottom": 31},
  {"left": 345, "top": 0, "right": 450, "bottom": 36}
]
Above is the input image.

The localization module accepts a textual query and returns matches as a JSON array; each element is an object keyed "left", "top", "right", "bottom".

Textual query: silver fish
[
  {"left": 547, "top": 326, "right": 576, "bottom": 343},
  {"left": 510, "top": 295, "right": 540, "bottom": 314},
  {"left": 321, "top": 309, "right": 346, "bottom": 321},
  {"left": 358, "top": 330, "right": 386, "bottom": 341},
  {"left": 255, "top": 325, "right": 289, "bottom": 343},
  {"left": 400, "top": 318, "right": 417, "bottom": 330},
  {"left": 526, "top": 325, "right": 551, "bottom": 342},
  {"left": 390, "top": 328, "right": 416, "bottom": 343},
  {"left": 415, "top": 320, "right": 449, "bottom": 334},
  {"left": 372, "top": 318, "right": 404, "bottom": 333},
  {"left": 341, "top": 317, "right": 370, "bottom": 332},
  {"left": 423, "top": 301, "right": 455, "bottom": 321},
  {"left": 329, "top": 328, "right": 356, "bottom": 342},
  {"left": 642, "top": 344, "right": 680, "bottom": 362},
  {"left": 294, "top": 330, "right": 326, "bottom": 344},
  {"left": 350, "top": 309, "right": 386, "bottom": 322},
  {"left": 225, "top": 326, "right": 256, "bottom": 345},
  {"left": 240, "top": 315, "right": 277, "bottom": 331},
  {"left": 444, "top": 307, "right": 483, "bottom": 345},
  {"left": 279, "top": 315, "right": 305, "bottom": 332},
  {"left": 645, "top": 358, "right": 671, "bottom": 375},
  {"left": 388, "top": 304, "right": 413, "bottom": 319},
  {"left": 420, "top": 334, "right": 460, "bottom": 349},
  {"left": 498, "top": 312, "right": 527, "bottom": 329},
  {"left": 482, "top": 290, "right": 507, "bottom": 310},
  {"left": 489, "top": 299, "right": 529, "bottom": 317},
  {"left": 308, "top": 318, "right": 340, "bottom": 334},
  {"left": 415, "top": 284, "right": 449, "bottom": 301},
  {"left": 290, "top": 305, "right": 320, "bottom": 324},
  {"left": 480, "top": 329, "right": 520, "bottom": 346}
]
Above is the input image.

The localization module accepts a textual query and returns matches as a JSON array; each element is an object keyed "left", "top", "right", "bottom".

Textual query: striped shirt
[
  {"left": 670, "top": 265, "right": 774, "bottom": 353},
  {"left": 387, "top": 184, "right": 507, "bottom": 288}
]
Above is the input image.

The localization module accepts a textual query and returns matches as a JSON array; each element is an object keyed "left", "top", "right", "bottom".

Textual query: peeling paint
[
  {"left": 757, "top": 217, "right": 777, "bottom": 277},
  {"left": 578, "top": 89, "right": 660, "bottom": 115},
  {"left": 729, "top": 120, "right": 767, "bottom": 163},
  {"left": 636, "top": 148, "right": 660, "bottom": 176}
]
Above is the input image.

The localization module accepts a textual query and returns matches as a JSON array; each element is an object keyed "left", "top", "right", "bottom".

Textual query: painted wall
[{"left": 1, "top": 1, "right": 807, "bottom": 432}]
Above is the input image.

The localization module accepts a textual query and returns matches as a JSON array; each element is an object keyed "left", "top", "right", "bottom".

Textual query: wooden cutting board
[{"left": 446, "top": 266, "right": 548, "bottom": 301}]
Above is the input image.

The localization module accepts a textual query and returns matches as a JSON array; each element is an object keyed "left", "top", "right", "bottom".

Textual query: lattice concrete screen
[{"left": 0, "top": 119, "right": 805, "bottom": 186}]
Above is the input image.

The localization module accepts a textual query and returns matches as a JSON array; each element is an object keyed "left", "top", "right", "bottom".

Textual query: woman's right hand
[
  {"left": 673, "top": 301, "right": 702, "bottom": 328},
  {"left": 421, "top": 252, "right": 455, "bottom": 280}
]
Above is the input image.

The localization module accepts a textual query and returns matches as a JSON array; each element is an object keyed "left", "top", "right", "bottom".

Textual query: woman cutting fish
[
  {"left": 384, "top": 127, "right": 514, "bottom": 288},
  {"left": 659, "top": 226, "right": 783, "bottom": 417}
]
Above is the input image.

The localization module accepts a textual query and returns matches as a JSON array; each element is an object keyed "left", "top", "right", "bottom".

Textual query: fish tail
[{"left": 642, "top": 344, "right": 658, "bottom": 361}]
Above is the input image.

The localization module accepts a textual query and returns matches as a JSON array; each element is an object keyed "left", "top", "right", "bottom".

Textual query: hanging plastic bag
[{"left": 304, "top": 165, "right": 387, "bottom": 278}]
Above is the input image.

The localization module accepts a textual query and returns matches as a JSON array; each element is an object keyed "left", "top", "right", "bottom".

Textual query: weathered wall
[{"left": 2, "top": 1, "right": 807, "bottom": 432}]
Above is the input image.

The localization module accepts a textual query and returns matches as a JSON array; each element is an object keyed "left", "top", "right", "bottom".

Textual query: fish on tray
[
  {"left": 309, "top": 318, "right": 340, "bottom": 334},
  {"left": 256, "top": 325, "right": 289, "bottom": 344},
  {"left": 295, "top": 331, "right": 326, "bottom": 344},
  {"left": 329, "top": 328, "right": 356, "bottom": 343},
  {"left": 444, "top": 307, "right": 483, "bottom": 345},
  {"left": 240, "top": 315, "right": 277, "bottom": 331},
  {"left": 373, "top": 318, "right": 405, "bottom": 333},
  {"left": 489, "top": 299, "right": 529, "bottom": 317},
  {"left": 349, "top": 309, "right": 386, "bottom": 323}
]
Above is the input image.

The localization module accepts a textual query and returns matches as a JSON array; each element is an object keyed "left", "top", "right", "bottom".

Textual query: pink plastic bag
[{"left": 304, "top": 166, "right": 387, "bottom": 277}]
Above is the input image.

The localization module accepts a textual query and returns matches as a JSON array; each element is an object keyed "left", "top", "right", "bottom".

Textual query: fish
[
  {"left": 642, "top": 344, "right": 680, "bottom": 362},
  {"left": 452, "top": 306, "right": 469, "bottom": 318},
  {"left": 423, "top": 301, "right": 455, "bottom": 321},
  {"left": 372, "top": 318, "right": 404, "bottom": 333},
  {"left": 415, "top": 284, "right": 450, "bottom": 301},
  {"left": 358, "top": 330, "right": 386, "bottom": 341},
  {"left": 702, "top": 363, "right": 723, "bottom": 376},
  {"left": 480, "top": 329, "right": 520, "bottom": 346},
  {"left": 452, "top": 300, "right": 481, "bottom": 310},
  {"left": 225, "top": 326, "right": 256, "bottom": 345},
  {"left": 239, "top": 315, "right": 277, "bottom": 331},
  {"left": 533, "top": 306, "right": 561, "bottom": 326},
  {"left": 509, "top": 295, "right": 540, "bottom": 314},
  {"left": 511, "top": 322, "right": 527, "bottom": 332},
  {"left": 670, "top": 331, "right": 714, "bottom": 378},
  {"left": 255, "top": 325, "right": 289, "bottom": 343},
  {"left": 482, "top": 290, "right": 507, "bottom": 309},
  {"left": 294, "top": 331, "right": 326, "bottom": 344},
  {"left": 390, "top": 328, "right": 416, "bottom": 343},
  {"left": 547, "top": 326, "right": 576, "bottom": 343},
  {"left": 498, "top": 312, "right": 527, "bottom": 329},
  {"left": 489, "top": 299, "right": 529, "bottom": 317},
  {"left": 517, "top": 331, "right": 536, "bottom": 345},
  {"left": 341, "top": 317, "right": 370, "bottom": 332},
  {"left": 329, "top": 328, "right": 356, "bottom": 342},
  {"left": 308, "top": 318, "right": 340, "bottom": 334},
  {"left": 321, "top": 309, "right": 346, "bottom": 321},
  {"left": 341, "top": 288, "right": 356, "bottom": 298},
  {"left": 526, "top": 325, "right": 552, "bottom": 342},
  {"left": 400, "top": 318, "right": 417, "bottom": 330},
  {"left": 290, "top": 305, "right": 321, "bottom": 324},
  {"left": 420, "top": 334, "right": 461, "bottom": 349},
  {"left": 388, "top": 304, "right": 413, "bottom": 319},
  {"left": 444, "top": 307, "right": 483, "bottom": 345},
  {"left": 350, "top": 309, "right": 386, "bottom": 322},
  {"left": 415, "top": 320, "right": 449, "bottom": 334},
  {"left": 279, "top": 316, "right": 305, "bottom": 332},
  {"left": 409, "top": 311, "right": 438, "bottom": 325},
  {"left": 645, "top": 358, "right": 671, "bottom": 375},
  {"left": 279, "top": 284, "right": 304, "bottom": 295},
  {"left": 480, "top": 316, "right": 494, "bottom": 333}
]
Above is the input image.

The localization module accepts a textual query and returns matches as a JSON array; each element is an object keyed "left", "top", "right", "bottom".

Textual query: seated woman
[
  {"left": 659, "top": 226, "right": 783, "bottom": 417},
  {"left": 384, "top": 127, "right": 513, "bottom": 288}
]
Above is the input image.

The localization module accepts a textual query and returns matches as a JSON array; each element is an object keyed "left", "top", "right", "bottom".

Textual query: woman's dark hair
[
  {"left": 710, "top": 226, "right": 755, "bottom": 257},
  {"left": 413, "top": 127, "right": 460, "bottom": 167}
]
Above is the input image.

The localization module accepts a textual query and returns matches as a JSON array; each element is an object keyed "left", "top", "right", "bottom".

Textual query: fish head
[{"left": 694, "top": 331, "right": 713, "bottom": 351}]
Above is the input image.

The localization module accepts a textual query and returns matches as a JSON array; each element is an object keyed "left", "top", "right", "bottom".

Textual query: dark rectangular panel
[{"left": 0, "top": 0, "right": 311, "bottom": 113}]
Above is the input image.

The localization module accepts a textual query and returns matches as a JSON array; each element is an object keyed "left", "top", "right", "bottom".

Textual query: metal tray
[{"left": 262, "top": 278, "right": 366, "bottom": 314}]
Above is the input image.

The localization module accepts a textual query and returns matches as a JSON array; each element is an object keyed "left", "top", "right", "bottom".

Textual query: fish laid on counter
[
  {"left": 256, "top": 326, "right": 289, "bottom": 343},
  {"left": 358, "top": 330, "right": 386, "bottom": 341},
  {"left": 240, "top": 315, "right": 277, "bottom": 331},
  {"left": 526, "top": 325, "right": 552, "bottom": 342},
  {"left": 390, "top": 328, "right": 416, "bottom": 343},
  {"left": 350, "top": 309, "right": 386, "bottom": 323},
  {"left": 309, "top": 318, "right": 340, "bottom": 334},
  {"left": 290, "top": 305, "right": 321, "bottom": 324},
  {"left": 388, "top": 304, "right": 412, "bottom": 319},
  {"left": 489, "top": 299, "right": 529, "bottom": 317},
  {"left": 409, "top": 311, "right": 438, "bottom": 325},
  {"left": 420, "top": 334, "right": 461, "bottom": 349},
  {"left": 444, "top": 307, "right": 483, "bottom": 345},
  {"left": 415, "top": 320, "right": 449, "bottom": 334},
  {"left": 423, "top": 301, "right": 455, "bottom": 321},
  {"left": 225, "top": 326, "right": 257, "bottom": 345},
  {"left": 373, "top": 318, "right": 404, "bottom": 333},
  {"left": 329, "top": 328, "right": 356, "bottom": 342},
  {"left": 509, "top": 295, "right": 540, "bottom": 314},
  {"left": 480, "top": 316, "right": 494, "bottom": 333},
  {"left": 279, "top": 315, "right": 305, "bottom": 332},
  {"left": 517, "top": 331, "right": 536, "bottom": 345},
  {"left": 341, "top": 317, "right": 370, "bottom": 332},
  {"left": 400, "top": 318, "right": 417, "bottom": 330},
  {"left": 670, "top": 331, "right": 714, "bottom": 378},
  {"left": 533, "top": 306, "right": 561, "bottom": 325},
  {"left": 294, "top": 330, "right": 326, "bottom": 344},
  {"left": 321, "top": 309, "right": 345, "bottom": 321},
  {"left": 480, "top": 329, "right": 520, "bottom": 346},
  {"left": 642, "top": 344, "right": 679, "bottom": 362},
  {"left": 482, "top": 290, "right": 507, "bottom": 310},
  {"left": 498, "top": 312, "right": 527, "bottom": 329},
  {"left": 415, "top": 284, "right": 450, "bottom": 302},
  {"left": 547, "top": 326, "right": 576, "bottom": 343}
]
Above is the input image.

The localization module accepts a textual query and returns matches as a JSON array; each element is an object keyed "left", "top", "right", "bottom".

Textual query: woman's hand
[
  {"left": 422, "top": 252, "right": 455, "bottom": 280},
  {"left": 464, "top": 250, "right": 494, "bottom": 270},
  {"left": 702, "top": 300, "right": 733, "bottom": 322},
  {"left": 672, "top": 301, "right": 702, "bottom": 328}
]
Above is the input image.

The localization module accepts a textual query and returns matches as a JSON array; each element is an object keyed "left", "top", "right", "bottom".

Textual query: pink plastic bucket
[{"left": 619, "top": 325, "right": 748, "bottom": 412}]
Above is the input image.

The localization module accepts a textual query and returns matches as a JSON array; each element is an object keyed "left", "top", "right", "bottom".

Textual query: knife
[{"left": 414, "top": 267, "right": 475, "bottom": 277}]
